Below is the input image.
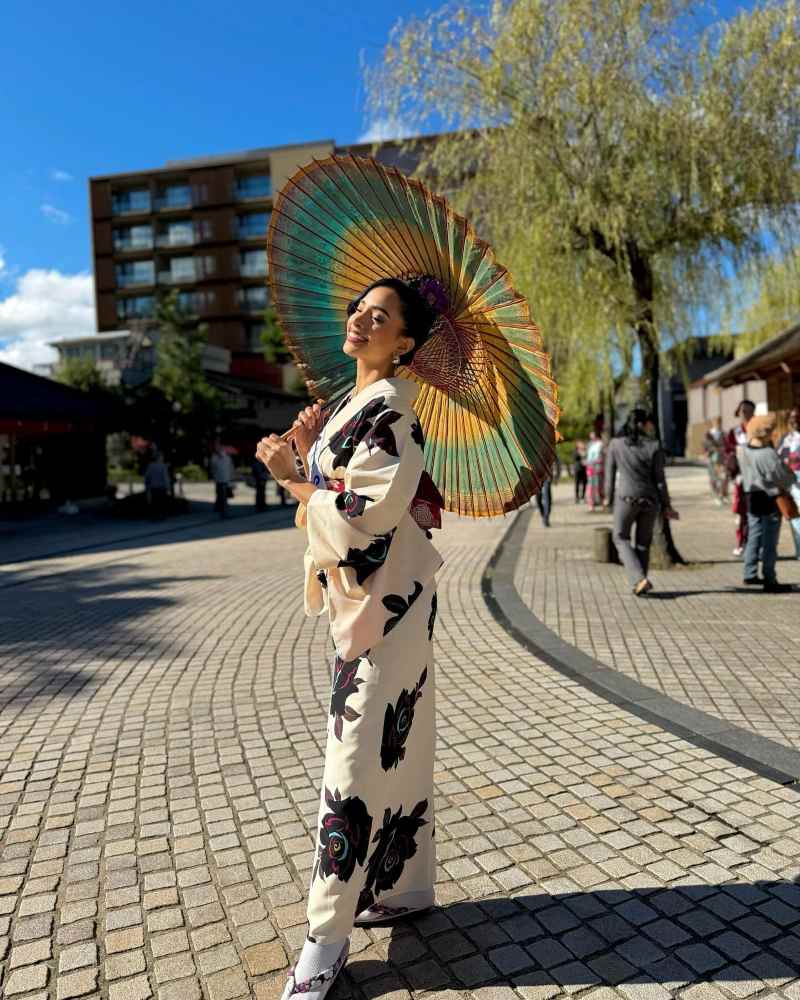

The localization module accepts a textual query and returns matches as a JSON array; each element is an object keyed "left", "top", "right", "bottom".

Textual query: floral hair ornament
[{"left": 404, "top": 274, "right": 450, "bottom": 317}]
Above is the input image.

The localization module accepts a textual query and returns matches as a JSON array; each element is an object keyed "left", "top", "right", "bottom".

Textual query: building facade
[{"left": 89, "top": 137, "right": 427, "bottom": 373}]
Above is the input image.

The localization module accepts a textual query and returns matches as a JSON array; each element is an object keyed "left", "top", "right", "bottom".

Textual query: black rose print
[
  {"left": 365, "top": 410, "right": 402, "bottom": 457},
  {"left": 364, "top": 799, "right": 428, "bottom": 896},
  {"left": 335, "top": 490, "right": 371, "bottom": 519},
  {"left": 427, "top": 592, "right": 437, "bottom": 641},
  {"left": 317, "top": 570, "right": 328, "bottom": 590},
  {"left": 329, "top": 397, "right": 388, "bottom": 469},
  {"left": 338, "top": 531, "right": 394, "bottom": 586},
  {"left": 381, "top": 667, "right": 427, "bottom": 771},
  {"left": 355, "top": 886, "right": 375, "bottom": 917},
  {"left": 410, "top": 419, "right": 424, "bottom": 449},
  {"left": 382, "top": 581, "right": 424, "bottom": 635},
  {"left": 330, "top": 655, "right": 363, "bottom": 741},
  {"left": 316, "top": 787, "right": 372, "bottom": 883}
]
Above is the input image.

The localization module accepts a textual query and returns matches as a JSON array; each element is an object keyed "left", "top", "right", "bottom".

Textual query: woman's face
[
  {"left": 344, "top": 286, "right": 415, "bottom": 370},
  {"left": 789, "top": 408, "right": 800, "bottom": 430}
]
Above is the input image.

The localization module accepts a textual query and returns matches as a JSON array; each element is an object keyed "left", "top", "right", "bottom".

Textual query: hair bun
[{"left": 405, "top": 275, "right": 450, "bottom": 317}]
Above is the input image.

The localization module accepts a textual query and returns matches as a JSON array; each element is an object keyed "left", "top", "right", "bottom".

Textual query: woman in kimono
[{"left": 256, "top": 277, "right": 444, "bottom": 1000}]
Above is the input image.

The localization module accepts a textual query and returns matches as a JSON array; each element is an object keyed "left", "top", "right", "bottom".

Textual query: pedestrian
[
  {"left": 604, "top": 409, "right": 679, "bottom": 596},
  {"left": 703, "top": 416, "right": 726, "bottom": 505},
  {"left": 536, "top": 476, "right": 552, "bottom": 526},
  {"left": 573, "top": 440, "right": 587, "bottom": 503},
  {"left": 250, "top": 454, "right": 269, "bottom": 511},
  {"left": 739, "top": 414, "right": 796, "bottom": 592},
  {"left": 144, "top": 450, "right": 170, "bottom": 521},
  {"left": 585, "top": 430, "right": 605, "bottom": 511},
  {"left": 777, "top": 405, "right": 800, "bottom": 559},
  {"left": 256, "top": 277, "right": 444, "bottom": 1000},
  {"left": 725, "top": 400, "right": 755, "bottom": 556},
  {"left": 210, "top": 440, "right": 235, "bottom": 519}
]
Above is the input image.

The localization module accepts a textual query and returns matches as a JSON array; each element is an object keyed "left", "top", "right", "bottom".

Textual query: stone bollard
[{"left": 593, "top": 526, "right": 620, "bottom": 564}]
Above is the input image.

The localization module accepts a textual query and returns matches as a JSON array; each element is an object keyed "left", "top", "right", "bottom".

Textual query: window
[
  {"left": 100, "top": 342, "right": 120, "bottom": 361},
  {"left": 155, "top": 183, "right": 191, "bottom": 210},
  {"left": 113, "top": 224, "right": 153, "bottom": 251},
  {"left": 235, "top": 174, "right": 271, "bottom": 200},
  {"left": 196, "top": 255, "right": 216, "bottom": 278},
  {"left": 238, "top": 285, "right": 268, "bottom": 311},
  {"left": 237, "top": 212, "right": 269, "bottom": 239},
  {"left": 157, "top": 220, "right": 194, "bottom": 247},
  {"left": 115, "top": 260, "right": 154, "bottom": 288},
  {"left": 240, "top": 249, "right": 266, "bottom": 277},
  {"left": 117, "top": 296, "right": 154, "bottom": 319},
  {"left": 111, "top": 188, "right": 151, "bottom": 214},
  {"left": 170, "top": 257, "right": 196, "bottom": 282},
  {"left": 177, "top": 290, "right": 215, "bottom": 314}
]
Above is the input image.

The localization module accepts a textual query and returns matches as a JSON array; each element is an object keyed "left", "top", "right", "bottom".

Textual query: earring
[{"left": 393, "top": 355, "right": 400, "bottom": 365}]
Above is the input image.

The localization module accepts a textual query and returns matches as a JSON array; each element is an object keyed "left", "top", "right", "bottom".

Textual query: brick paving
[
  {"left": 0, "top": 499, "right": 799, "bottom": 999},
  {"left": 514, "top": 468, "right": 800, "bottom": 751}
]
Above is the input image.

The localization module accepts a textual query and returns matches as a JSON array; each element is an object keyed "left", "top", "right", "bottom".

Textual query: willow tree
[
  {"left": 716, "top": 248, "right": 800, "bottom": 355},
  {"left": 367, "top": 0, "right": 800, "bottom": 430}
]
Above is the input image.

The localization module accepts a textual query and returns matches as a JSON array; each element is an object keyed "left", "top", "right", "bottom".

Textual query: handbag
[{"left": 776, "top": 492, "right": 800, "bottom": 520}]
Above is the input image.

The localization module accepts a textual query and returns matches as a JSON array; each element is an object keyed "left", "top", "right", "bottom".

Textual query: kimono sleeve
[{"left": 305, "top": 407, "right": 424, "bottom": 569}]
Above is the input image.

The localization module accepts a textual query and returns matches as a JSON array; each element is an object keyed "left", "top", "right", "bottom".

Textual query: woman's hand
[
  {"left": 256, "top": 435, "right": 300, "bottom": 484},
  {"left": 291, "top": 400, "right": 325, "bottom": 459}
]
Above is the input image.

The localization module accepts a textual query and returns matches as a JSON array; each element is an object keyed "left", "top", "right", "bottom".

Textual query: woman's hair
[
  {"left": 623, "top": 408, "right": 654, "bottom": 445},
  {"left": 346, "top": 277, "right": 441, "bottom": 366},
  {"left": 734, "top": 399, "right": 755, "bottom": 418}
]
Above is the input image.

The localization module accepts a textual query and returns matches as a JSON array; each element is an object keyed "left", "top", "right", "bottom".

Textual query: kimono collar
[{"left": 324, "top": 376, "right": 420, "bottom": 439}]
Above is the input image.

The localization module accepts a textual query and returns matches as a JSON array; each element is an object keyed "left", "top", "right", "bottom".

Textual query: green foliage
[
  {"left": 175, "top": 463, "right": 208, "bottom": 482},
  {"left": 108, "top": 466, "right": 143, "bottom": 485},
  {"left": 714, "top": 249, "right": 800, "bottom": 355},
  {"left": 260, "top": 306, "right": 293, "bottom": 364},
  {"left": 367, "top": 0, "right": 800, "bottom": 424},
  {"left": 54, "top": 356, "right": 108, "bottom": 394}
]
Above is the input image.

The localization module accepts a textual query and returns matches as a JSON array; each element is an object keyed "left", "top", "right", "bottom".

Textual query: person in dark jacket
[{"left": 604, "top": 409, "right": 679, "bottom": 596}]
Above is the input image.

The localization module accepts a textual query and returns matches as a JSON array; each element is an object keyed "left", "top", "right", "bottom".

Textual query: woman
[
  {"left": 573, "top": 440, "right": 587, "bottom": 503},
  {"left": 256, "top": 277, "right": 444, "bottom": 1000},
  {"left": 725, "top": 400, "right": 756, "bottom": 556},
  {"left": 740, "top": 414, "right": 795, "bottom": 592},
  {"left": 585, "top": 430, "right": 605, "bottom": 511},
  {"left": 604, "top": 409, "right": 679, "bottom": 596},
  {"left": 703, "top": 416, "right": 726, "bottom": 506},
  {"left": 777, "top": 406, "right": 800, "bottom": 559}
]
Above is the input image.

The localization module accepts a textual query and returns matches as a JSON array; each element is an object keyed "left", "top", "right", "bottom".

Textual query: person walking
[
  {"left": 210, "top": 440, "right": 235, "bottom": 519},
  {"left": 573, "top": 440, "right": 587, "bottom": 503},
  {"left": 256, "top": 277, "right": 444, "bottom": 1000},
  {"left": 604, "top": 409, "right": 679, "bottom": 596},
  {"left": 250, "top": 454, "right": 269, "bottom": 511},
  {"left": 585, "top": 431, "right": 605, "bottom": 511},
  {"left": 703, "top": 416, "right": 726, "bottom": 506},
  {"left": 777, "top": 405, "right": 800, "bottom": 560},
  {"left": 536, "top": 476, "right": 552, "bottom": 526},
  {"left": 739, "top": 414, "right": 795, "bottom": 592},
  {"left": 144, "top": 450, "right": 170, "bottom": 521},
  {"left": 725, "top": 400, "right": 755, "bottom": 556}
]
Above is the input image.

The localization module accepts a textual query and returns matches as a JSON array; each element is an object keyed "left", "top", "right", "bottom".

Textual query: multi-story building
[{"left": 89, "top": 137, "right": 427, "bottom": 377}]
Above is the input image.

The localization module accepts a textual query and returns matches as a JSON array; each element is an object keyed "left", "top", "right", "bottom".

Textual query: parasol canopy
[{"left": 267, "top": 154, "right": 560, "bottom": 517}]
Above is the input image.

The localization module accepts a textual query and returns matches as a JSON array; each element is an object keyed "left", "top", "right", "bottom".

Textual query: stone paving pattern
[
  {"left": 1, "top": 494, "right": 800, "bottom": 999},
  {"left": 514, "top": 469, "right": 800, "bottom": 751}
]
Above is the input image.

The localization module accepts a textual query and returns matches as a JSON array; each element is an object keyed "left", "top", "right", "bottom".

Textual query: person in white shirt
[
  {"left": 777, "top": 406, "right": 800, "bottom": 559},
  {"left": 210, "top": 440, "right": 235, "bottom": 518}
]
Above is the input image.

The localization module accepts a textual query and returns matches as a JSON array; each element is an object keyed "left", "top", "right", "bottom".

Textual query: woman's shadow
[{"left": 334, "top": 881, "right": 800, "bottom": 997}]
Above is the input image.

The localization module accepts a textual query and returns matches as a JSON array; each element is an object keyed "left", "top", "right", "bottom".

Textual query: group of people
[
  {"left": 572, "top": 431, "right": 606, "bottom": 510},
  {"left": 705, "top": 401, "right": 800, "bottom": 591}
]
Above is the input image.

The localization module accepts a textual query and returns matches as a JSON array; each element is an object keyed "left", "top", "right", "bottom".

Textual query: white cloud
[
  {"left": 40, "top": 203, "right": 71, "bottom": 225},
  {"left": 357, "top": 118, "right": 416, "bottom": 143},
  {"left": 0, "top": 249, "right": 5, "bottom": 275},
  {"left": 51, "top": 169, "right": 74, "bottom": 182},
  {"left": 0, "top": 268, "right": 95, "bottom": 372}
]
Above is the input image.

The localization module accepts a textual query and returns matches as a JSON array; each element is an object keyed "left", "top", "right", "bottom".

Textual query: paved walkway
[
  {"left": 514, "top": 469, "right": 800, "bottom": 751},
  {"left": 1, "top": 486, "right": 799, "bottom": 1000}
]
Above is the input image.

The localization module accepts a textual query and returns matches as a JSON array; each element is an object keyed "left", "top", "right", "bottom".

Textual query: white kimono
[{"left": 301, "top": 376, "right": 442, "bottom": 943}]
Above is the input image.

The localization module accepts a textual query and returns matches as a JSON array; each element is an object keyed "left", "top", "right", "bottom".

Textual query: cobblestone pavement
[
  {"left": 514, "top": 468, "right": 800, "bottom": 751},
  {"left": 1, "top": 505, "right": 800, "bottom": 1000}
]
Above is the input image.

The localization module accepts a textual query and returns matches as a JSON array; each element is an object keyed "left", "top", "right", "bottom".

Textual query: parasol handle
[{"left": 278, "top": 398, "right": 332, "bottom": 443}]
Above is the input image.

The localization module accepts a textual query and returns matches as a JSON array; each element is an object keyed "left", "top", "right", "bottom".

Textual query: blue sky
[{"left": 0, "top": 0, "right": 757, "bottom": 370}]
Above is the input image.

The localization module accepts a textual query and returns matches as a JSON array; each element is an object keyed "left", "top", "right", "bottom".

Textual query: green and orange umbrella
[{"left": 266, "top": 154, "right": 560, "bottom": 518}]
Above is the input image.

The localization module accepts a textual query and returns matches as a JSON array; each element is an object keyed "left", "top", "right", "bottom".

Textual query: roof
[
  {"left": 0, "top": 362, "right": 119, "bottom": 424},
  {"left": 702, "top": 319, "right": 800, "bottom": 387},
  {"left": 50, "top": 330, "right": 133, "bottom": 348}
]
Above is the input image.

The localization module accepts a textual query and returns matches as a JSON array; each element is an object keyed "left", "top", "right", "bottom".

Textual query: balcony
[
  {"left": 235, "top": 175, "right": 271, "bottom": 201},
  {"left": 113, "top": 237, "right": 154, "bottom": 252},
  {"left": 116, "top": 272, "right": 155, "bottom": 289},
  {"left": 158, "top": 271, "right": 197, "bottom": 285},
  {"left": 240, "top": 262, "right": 267, "bottom": 278},
  {"left": 156, "top": 230, "right": 195, "bottom": 248},
  {"left": 154, "top": 187, "right": 192, "bottom": 211},
  {"left": 237, "top": 289, "right": 268, "bottom": 312},
  {"left": 111, "top": 193, "right": 151, "bottom": 215}
]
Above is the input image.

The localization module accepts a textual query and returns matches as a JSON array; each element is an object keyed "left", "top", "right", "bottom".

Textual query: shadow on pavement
[
  {"left": 645, "top": 586, "right": 796, "bottom": 599},
  {"left": 339, "top": 883, "right": 800, "bottom": 997},
  {"left": 0, "top": 562, "right": 220, "bottom": 707}
]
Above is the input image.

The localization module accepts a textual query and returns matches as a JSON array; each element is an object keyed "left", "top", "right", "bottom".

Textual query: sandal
[
  {"left": 354, "top": 902, "right": 432, "bottom": 926},
  {"left": 281, "top": 939, "right": 349, "bottom": 1000},
  {"left": 633, "top": 578, "right": 653, "bottom": 597}
]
